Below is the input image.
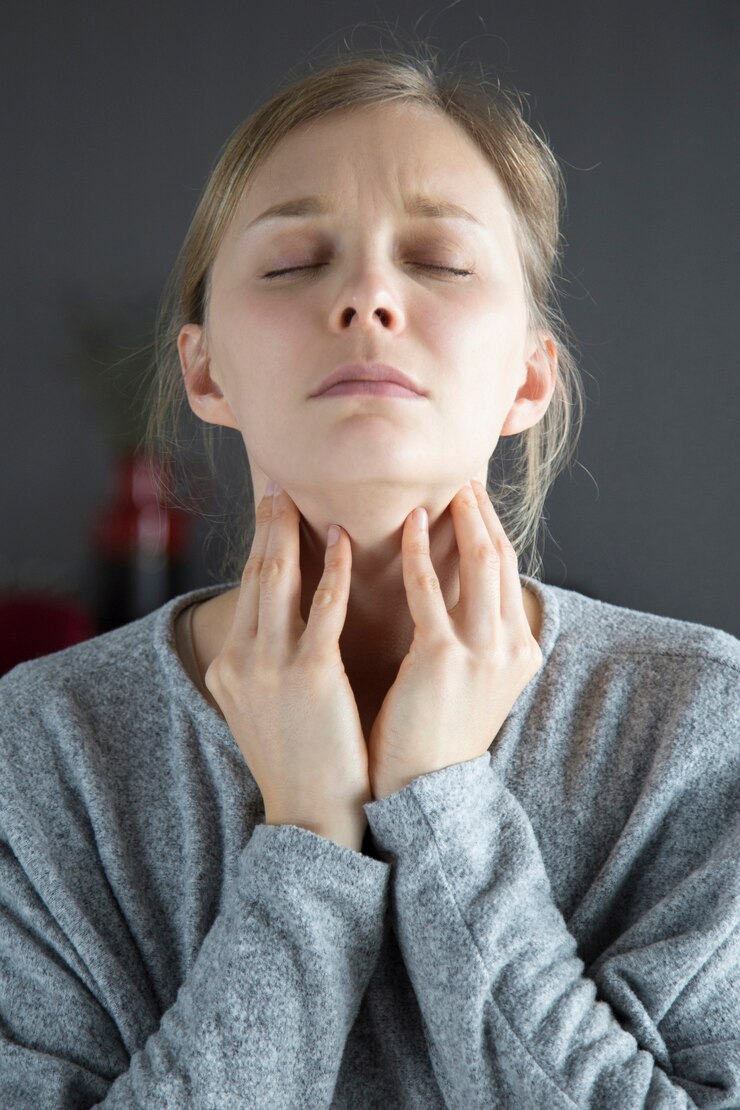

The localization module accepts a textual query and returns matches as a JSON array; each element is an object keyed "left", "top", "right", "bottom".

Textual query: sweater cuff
[
  {"left": 244, "top": 822, "right": 392, "bottom": 951},
  {"left": 363, "top": 751, "right": 499, "bottom": 854}
]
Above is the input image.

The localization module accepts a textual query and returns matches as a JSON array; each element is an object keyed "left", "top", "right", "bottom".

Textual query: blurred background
[{"left": 2, "top": 0, "right": 738, "bottom": 673}]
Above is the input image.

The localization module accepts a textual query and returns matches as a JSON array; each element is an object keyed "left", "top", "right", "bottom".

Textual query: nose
[
  {"left": 331, "top": 256, "right": 404, "bottom": 333},
  {"left": 339, "top": 303, "right": 393, "bottom": 329}
]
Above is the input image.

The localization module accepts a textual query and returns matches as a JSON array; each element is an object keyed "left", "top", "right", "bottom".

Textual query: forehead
[{"left": 233, "top": 102, "right": 517, "bottom": 238}]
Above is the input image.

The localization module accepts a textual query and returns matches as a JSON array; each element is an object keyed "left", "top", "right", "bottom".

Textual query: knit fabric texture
[{"left": 0, "top": 574, "right": 738, "bottom": 1108}]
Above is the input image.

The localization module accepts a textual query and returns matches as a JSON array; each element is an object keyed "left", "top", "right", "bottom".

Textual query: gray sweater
[{"left": 0, "top": 574, "right": 738, "bottom": 1109}]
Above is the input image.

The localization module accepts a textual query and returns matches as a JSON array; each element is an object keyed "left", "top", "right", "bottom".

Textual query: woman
[{"left": 1, "top": 47, "right": 738, "bottom": 1108}]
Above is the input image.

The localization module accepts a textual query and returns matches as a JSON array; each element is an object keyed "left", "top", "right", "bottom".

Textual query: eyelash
[{"left": 261, "top": 263, "right": 473, "bottom": 281}]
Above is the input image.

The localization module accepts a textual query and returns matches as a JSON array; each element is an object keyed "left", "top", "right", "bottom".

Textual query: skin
[{"left": 176, "top": 101, "right": 558, "bottom": 736}]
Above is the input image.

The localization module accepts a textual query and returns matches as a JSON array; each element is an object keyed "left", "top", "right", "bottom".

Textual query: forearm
[
  {"left": 3, "top": 823, "right": 391, "bottom": 1109},
  {"left": 365, "top": 754, "right": 739, "bottom": 1108}
]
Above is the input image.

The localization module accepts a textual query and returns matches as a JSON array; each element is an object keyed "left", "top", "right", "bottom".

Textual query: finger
[
  {"left": 400, "top": 504, "right": 449, "bottom": 639},
  {"left": 449, "top": 482, "right": 501, "bottom": 640},
  {"left": 257, "top": 488, "right": 303, "bottom": 647},
  {"left": 302, "top": 524, "right": 352, "bottom": 658},
  {"left": 470, "top": 479, "right": 527, "bottom": 630},
  {"left": 229, "top": 485, "right": 277, "bottom": 642}
]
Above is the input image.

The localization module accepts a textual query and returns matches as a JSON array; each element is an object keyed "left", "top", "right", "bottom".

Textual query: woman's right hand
[{"left": 204, "top": 485, "right": 371, "bottom": 853}]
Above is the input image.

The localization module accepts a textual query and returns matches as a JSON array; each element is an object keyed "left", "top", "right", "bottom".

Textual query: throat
[{"left": 344, "top": 660, "right": 400, "bottom": 738}]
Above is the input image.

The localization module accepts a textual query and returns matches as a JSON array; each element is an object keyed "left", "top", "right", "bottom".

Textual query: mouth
[
  {"left": 311, "top": 361, "right": 428, "bottom": 398},
  {"left": 316, "top": 380, "right": 424, "bottom": 399}
]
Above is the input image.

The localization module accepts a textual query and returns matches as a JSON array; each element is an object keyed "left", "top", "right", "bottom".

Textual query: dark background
[{"left": 2, "top": 0, "right": 738, "bottom": 639}]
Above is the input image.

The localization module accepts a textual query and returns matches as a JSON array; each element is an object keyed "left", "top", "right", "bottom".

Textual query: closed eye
[{"left": 261, "top": 263, "right": 473, "bottom": 280}]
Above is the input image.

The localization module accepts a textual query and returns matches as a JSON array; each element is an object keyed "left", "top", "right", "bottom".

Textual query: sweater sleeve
[
  {"left": 363, "top": 660, "right": 740, "bottom": 1109},
  {"left": 0, "top": 803, "right": 390, "bottom": 1108}
]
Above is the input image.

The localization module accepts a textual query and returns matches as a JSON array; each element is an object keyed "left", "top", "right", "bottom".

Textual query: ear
[
  {"left": 499, "top": 335, "right": 558, "bottom": 437},
  {"left": 177, "top": 323, "right": 240, "bottom": 430}
]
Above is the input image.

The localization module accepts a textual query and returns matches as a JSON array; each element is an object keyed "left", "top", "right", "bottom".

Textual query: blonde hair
[{"left": 145, "top": 41, "right": 585, "bottom": 583}]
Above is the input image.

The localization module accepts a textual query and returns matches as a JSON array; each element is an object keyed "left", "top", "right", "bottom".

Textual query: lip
[
  {"left": 310, "top": 362, "right": 428, "bottom": 398},
  {"left": 318, "top": 380, "right": 422, "bottom": 399}
]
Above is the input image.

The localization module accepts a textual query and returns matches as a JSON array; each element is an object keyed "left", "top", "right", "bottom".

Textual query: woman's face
[{"left": 179, "top": 102, "right": 554, "bottom": 526}]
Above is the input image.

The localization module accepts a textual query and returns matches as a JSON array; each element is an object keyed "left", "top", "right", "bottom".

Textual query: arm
[
  {"left": 0, "top": 815, "right": 390, "bottom": 1109},
  {"left": 364, "top": 750, "right": 740, "bottom": 1109},
  {"left": 0, "top": 485, "right": 390, "bottom": 1107}
]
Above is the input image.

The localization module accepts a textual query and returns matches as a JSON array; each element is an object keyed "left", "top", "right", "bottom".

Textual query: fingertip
[{"left": 412, "top": 506, "right": 428, "bottom": 531}]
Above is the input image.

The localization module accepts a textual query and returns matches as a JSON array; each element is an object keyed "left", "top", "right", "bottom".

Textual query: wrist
[{"left": 265, "top": 813, "right": 367, "bottom": 854}]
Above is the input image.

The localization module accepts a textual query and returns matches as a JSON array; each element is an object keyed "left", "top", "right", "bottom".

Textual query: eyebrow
[{"left": 243, "top": 193, "right": 485, "bottom": 232}]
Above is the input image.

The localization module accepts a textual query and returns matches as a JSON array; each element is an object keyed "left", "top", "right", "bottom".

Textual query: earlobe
[
  {"left": 499, "top": 336, "right": 558, "bottom": 437},
  {"left": 177, "top": 323, "right": 240, "bottom": 430}
]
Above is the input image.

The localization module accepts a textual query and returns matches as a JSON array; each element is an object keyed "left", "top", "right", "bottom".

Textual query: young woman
[{"left": 1, "top": 47, "right": 738, "bottom": 1109}]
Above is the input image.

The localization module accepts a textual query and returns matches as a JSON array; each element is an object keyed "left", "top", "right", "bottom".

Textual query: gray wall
[{"left": 3, "top": 0, "right": 739, "bottom": 635}]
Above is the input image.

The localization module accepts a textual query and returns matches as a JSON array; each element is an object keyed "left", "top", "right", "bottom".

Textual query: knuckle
[
  {"left": 259, "top": 555, "right": 287, "bottom": 584},
  {"left": 510, "top": 638, "right": 531, "bottom": 661},
  {"left": 312, "top": 583, "right": 337, "bottom": 609},
  {"left": 414, "top": 570, "right": 441, "bottom": 594},
  {"left": 242, "top": 554, "right": 263, "bottom": 582},
  {"left": 473, "top": 541, "right": 498, "bottom": 565}
]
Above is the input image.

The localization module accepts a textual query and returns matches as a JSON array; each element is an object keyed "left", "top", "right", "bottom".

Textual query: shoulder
[
  {"left": 0, "top": 608, "right": 161, "bottom": 725},
  {"left": 544, "top": 578, "right": 740, "bottom": 678},
  {"left": 0, "top": 597, "right": 194, "bottom": 809},
  {"left": 0, "top": 626, "right": 148, "bottom": 833},
  {"left": 536, "top": 580, "right": 740, "bottom": 767},
  {"left": 0, "top": 583, "right": 232, "bottom": 734},
  {"left": 526, "top": 584, "right": 740, "bottom": 910},
  {"left": 0, "top": 585, "right": 237, "bottom": 805}
]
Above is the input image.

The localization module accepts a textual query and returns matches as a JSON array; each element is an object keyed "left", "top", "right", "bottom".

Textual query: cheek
[
  {"left": 449, "top": 298, "right": 525, "bottom": 376},
  {"left": 474, "top": 290, "right": 529, "bottom": 370},
  {"left": 207, "top": 297, "right": 271, "bottom": 390},
  {"left": 428, "top": 280, "right": 520, "bottom": 339}
]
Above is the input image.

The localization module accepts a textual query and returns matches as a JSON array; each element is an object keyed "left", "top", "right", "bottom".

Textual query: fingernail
[
  {"left": 327, "top": 524, "right": 340, "bottom": 546},
  {"left": 265, "top": 480, "right": 280, "bottom": 496}
]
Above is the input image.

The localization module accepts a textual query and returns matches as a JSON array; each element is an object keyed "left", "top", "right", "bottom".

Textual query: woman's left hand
[{"left": 366, "top": 479, "right": 543, "bottom": 802}]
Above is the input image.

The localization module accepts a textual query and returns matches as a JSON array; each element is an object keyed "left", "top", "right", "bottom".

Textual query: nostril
[{"left": 341, "top": 306, "right": 391, "bottom": 327}]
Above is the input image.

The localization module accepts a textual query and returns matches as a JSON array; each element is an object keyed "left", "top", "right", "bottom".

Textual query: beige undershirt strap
[
  {"left": 181, "top": 602, "right": 200, "bottom": 687},
  {"left": 179, "top": 602, "right": 224, "bottom": 718}
]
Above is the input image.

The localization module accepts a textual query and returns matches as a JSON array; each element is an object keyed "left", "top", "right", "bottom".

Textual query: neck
[{"left": 178, "top": 514, "right": 542, "bottom": 731}]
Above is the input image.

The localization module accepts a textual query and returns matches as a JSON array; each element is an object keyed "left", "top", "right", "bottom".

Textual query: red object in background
[
  {"left": 0, "top": 592, "right": 96, "bottom": 677},
  {"left": 0, "top": 455, "right": 193, "bottom": 676},
  {"left": 91, "top": 452, "right": 192, "bottom": 632}
]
